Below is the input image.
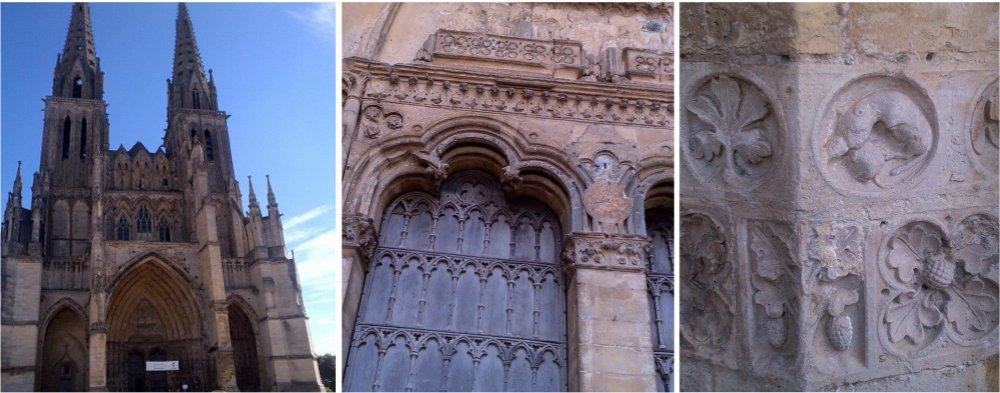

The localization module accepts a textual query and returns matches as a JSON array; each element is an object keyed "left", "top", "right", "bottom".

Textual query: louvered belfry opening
[{"left": 345, "top": 170, "right": 568, "bottom": 392}]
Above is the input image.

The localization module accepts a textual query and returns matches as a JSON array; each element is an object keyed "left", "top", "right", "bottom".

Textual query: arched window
[
  {"left": 79, "top": 117, "right": 87, "bottom": 159},
  {"left": 61, "top": 116, "right": 72, "bottom": 159},
  {"left": 204, "top": 130, "right": 215, "bottom": 161},
  {"left": 157, "top": 219, "right": 171, "bottom": 242},
  {"left": 115, "top": 216, "right": 131, "bottom": 241},
  {"left": 190, "top": 128, "right": 197, "bottom": 142},
  {"left": 192, "top": 89, "right": 201, "bottom": 109},
  {"left": 136, "top": 207, "right": 152, "bottom": 233},
  {"left": 72, "top": 76, "right": 83, "bottom": 98}
]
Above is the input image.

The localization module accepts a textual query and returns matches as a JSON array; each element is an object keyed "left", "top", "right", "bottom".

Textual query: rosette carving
[
  {"left": 680, "top": 213, "right": 735, "bottom": 355},
  {"left": 878, "top": 215, "right": 999, "bottom": 359},
  {"left": 685, "top": 75, "right": 778, "bottom": 188}
]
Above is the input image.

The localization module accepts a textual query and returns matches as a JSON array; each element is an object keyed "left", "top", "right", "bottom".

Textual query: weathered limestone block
[{"left": 680, "top": 3, "right": 998, "bottom": 391}]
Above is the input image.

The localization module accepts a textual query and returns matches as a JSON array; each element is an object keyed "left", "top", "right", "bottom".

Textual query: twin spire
[{"left": 247, "top": 175, "right": 280, "bottom": 217}]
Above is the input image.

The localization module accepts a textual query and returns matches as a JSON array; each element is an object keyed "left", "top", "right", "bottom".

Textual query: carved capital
[
  {"left": 561, "top": 232, "right": 650, "bottom": 272},
  {"left": 343, "top": 214, "right": 377, "bottom": 261}
]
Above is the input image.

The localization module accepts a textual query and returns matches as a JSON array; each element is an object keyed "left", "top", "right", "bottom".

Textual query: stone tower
[{"left": 1, "top": 3, "right": 322, "bottom": 391}]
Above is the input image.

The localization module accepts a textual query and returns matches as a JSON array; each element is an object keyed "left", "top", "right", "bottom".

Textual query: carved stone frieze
[
  {"left": 359, "top": 104, "right": 404, "bottom": 140},
  {"left": 970, "top": 79, "right": 998, "bottom": 176},
  {"left": 561, "top": 232, "right": 650, "bottom": 272},
  {"left": 685, "top": 74, "right": 779, "bottom": 188},
  {"left": 416, "top": 29, "right": 583, "bottom": 70},
  {"left": 815, "top": 76, "right": 937, "bottom": 195},
  {"left": 747, "top": 221, "right": 799, "bottom": 366},
  {"left": 805, "top": 224, "right": 864, "bottom": 355},
  {"left": 679, "top": 213, "right": 735, "bottom": 358},
  {"left": 363, "top": 72, "right": 670, "bottom": 128},
  {"left": 343, "top": 214, "right": 377, "bottom": 260},
  {"left": 876, "top": 215, "right": 999, "bottom": 361}
]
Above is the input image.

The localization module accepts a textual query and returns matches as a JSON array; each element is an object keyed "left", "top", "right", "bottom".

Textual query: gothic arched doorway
[
  {"left": 345, "top": 170, "right": 568, "bottom": 391},
  {"left": 106, "top": 258, "right": 206, "bottom": 392},
  {"left": 228, "top": 302, "right": 261, "bottom": 392},
  {"left": 39, "top": 305, "right": 87, "bottom": 392}
]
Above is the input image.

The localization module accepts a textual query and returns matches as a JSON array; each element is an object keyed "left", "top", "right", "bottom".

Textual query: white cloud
[
  {"left": 284, "top": 204, "right": 333, "bottom": 230},
  {"left": 289, "top": 3, "right": 335, "bottom": 42}
]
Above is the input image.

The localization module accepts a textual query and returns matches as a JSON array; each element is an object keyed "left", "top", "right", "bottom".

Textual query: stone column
[
  {"left": 87, "top": 320, "right": 107, "bottom": 391},
  {"left": 679, "top": 3, "right": 999, "bottom": 391},
  {"left": 341, "top": 214, "right": 376, "bottom": 365},
  {"left": 341, "top": 72, "right": 367, "bottom": 166},
  {"left": 563, "top": 233, "right": 657, "bottom": 392}
]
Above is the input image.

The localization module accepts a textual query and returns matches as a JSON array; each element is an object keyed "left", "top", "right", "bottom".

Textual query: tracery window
[
  {"left": 79, "top": 117, "right": 87, "bottom": 159},
  {"left": 115, "top": 216, "right": 131, "bottom": 241},
  {"left": 157, "top": 219, "right": 171, "bottom": 242},
  {"left": 137, "top": 207, "right": 152, "bottom": 233},
  {"left": 204, "top": 130, "right": 215, "bottom": 161},
  {"left": 646, "top": 208, "right": 674, "bottom": 391},
  {"left": 344, "top": 171, "right": 567, "bottom": 392},
  {"left": 61, "top": 116, "right": 72, "bottom": 159}
]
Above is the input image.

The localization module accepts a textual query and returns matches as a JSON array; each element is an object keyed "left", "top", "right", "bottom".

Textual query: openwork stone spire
[
  {"left": 53, "top": 2, "right": 103, "bottom": 99},
  {"left": 61, "top": 3, "right": 97, "bottom": 65},
  {"left": 169, "top": 3, "right": 216, "bottom": 110},
  {"left": 173, "top": 3, "right": 205, "bottom": 80}
]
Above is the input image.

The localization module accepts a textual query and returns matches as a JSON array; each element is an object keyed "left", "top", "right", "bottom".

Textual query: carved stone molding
[
  {"left": 804, "top": 223, "right": 866, "bottom": 373},
  {"left": 876, "top": 214, "right": 999, "bottom": 361},
  {"left": 747, "top": 220, "right": 799, "bottom": 371},
  {"left": 815, "top": 76, "right": 937, "bottom": 196},
  {"left": 343, "top": 214, "right": 377, "bottom": 261},
  {"left": 970, "top": 79, "right": 998, "bottom": 176},
  {"left": 416, "top": 29, "right": 584, "bottom": 71},
  {"left": 359, "top": 104, "right": 404, "bottom": 140},
  {"left": 561, "top": 232, "right": 650, "bottom": 272},
  {"left": 361, "top": 71, "right": 670, "bottom": 128},
  {"left": 679, "top": 213, "right": 735, "bottom": 359},
  {"left": 684, "top": 74, "right": 780, "bottom": 189}
]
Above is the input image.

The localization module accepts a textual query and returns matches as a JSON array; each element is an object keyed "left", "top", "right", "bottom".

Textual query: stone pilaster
[
  {"left": 341, "top": 214, "right": 376, "bottom": 364},
  {"left": 87, "top": 321, "right": 107, "bottom": 391},
  {"left": 562, "top": 233, "right": 657, "bottom": 391}
]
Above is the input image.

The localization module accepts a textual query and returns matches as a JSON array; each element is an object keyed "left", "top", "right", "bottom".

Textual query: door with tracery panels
[
  {"left": 646, "top": 208, "right": 674, "bottom": 391},
  {"left": 345, "top": 171, "right": 567, "bottom": 392}
]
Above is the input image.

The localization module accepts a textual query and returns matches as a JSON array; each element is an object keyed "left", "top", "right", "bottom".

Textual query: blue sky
[{"left": 1, "top": 3, "right": 338, "bottom": 355}]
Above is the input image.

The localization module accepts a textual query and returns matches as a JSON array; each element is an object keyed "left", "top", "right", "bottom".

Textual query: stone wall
[
  {"left": 679, "top": 3, "right": 999, "bottom": 391},
  {"left": 342, "top": 2, "right": 673, "bottom": 391}
]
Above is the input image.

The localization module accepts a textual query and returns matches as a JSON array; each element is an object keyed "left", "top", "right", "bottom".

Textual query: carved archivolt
[
  {"left": 970, "top": 79, "right": 998, "bottom": 176},
  {"left": 877, "top": 215, "right": 999, "bottom": 360},
  {"left": 679, "top": 213, "right": 734, "bottom": 356},
  {"left": 685, "top": 74, "right": 779, "bottom": 188},
  {"left": 815, "top": 76, "right": 937, "bottom": 195}
]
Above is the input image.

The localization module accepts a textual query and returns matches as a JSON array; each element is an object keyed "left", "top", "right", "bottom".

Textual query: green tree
[{"left": 316, "top": 353, "right": 336, "bottom": 391}]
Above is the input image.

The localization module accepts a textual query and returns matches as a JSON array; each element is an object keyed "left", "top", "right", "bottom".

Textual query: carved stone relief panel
[
  {"left": 358, "top": 104, "right": 404, "bottom": 140},
  {"left": 679, "top": 212, "right": 737, "bottom": 366},
  {"left": 684, "top": 74, "right": 780, "bottom": 189},
  {"left": 875, "top": 214, "right": 999, "bottom": 362},
  {"left": 416, "top": 29, "right": 584, "bottom": 71},
  {"left": 804, "top": 223, "right": 866, "bottom": 375},
  {"left": 746, "top": 220, "right": 799, "bottom": 375},
  {"left": 969, "top": 79, "right": 998, "bottom": 176},
  {"left": 814, "top": 76, "right": 937, "bottom": 195}
]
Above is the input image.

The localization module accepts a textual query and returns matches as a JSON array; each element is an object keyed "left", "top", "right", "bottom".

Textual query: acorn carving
[
  {"left": 827, "top": 314, "right": 853, "bottom": 351},
  {"left": 766, "top": 316, "right": 787, "bottom": 348},
  {"left": 924, "top": 252, "right": 955, "bottom": 289}
]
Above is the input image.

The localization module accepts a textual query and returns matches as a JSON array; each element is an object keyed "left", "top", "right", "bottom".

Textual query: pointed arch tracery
[{"left": 106, "top": 256, "right": 205, "bottom": 392}]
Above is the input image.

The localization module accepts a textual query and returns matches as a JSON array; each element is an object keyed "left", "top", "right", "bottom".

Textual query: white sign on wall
[{"left": 146, "top": 361, "right": 179, "bottom": 371}]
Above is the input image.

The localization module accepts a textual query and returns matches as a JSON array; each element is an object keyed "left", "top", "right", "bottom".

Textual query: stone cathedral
[
  {"left": 1, "top": 3, "right": 321, "bottom": 392},
  {"left": 341, "top": 3, "right": 673, "bottom": 392}
]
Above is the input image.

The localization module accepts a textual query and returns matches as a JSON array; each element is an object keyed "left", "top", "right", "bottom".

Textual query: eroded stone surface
[{"left": 680, "top": 3, "right": 998, "bottom": 391}]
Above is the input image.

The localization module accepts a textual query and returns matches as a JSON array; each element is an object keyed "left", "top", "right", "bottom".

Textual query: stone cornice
[
  {"left": 345, "top": 59, "right": 671, "bottom": 129},
  {"left": 45, "top": 96, "right": 107, "bottom": 108},
  {"left": 562, "top": 232, "right": 651, "bottom": 272}
]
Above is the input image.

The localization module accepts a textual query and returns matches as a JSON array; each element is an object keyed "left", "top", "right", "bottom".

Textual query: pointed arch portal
[
  {"left": 105, "top": 257, "right": 206, "bottom": 392},
  {"left": 345, "top": 170, "right": 568, "bottom": 392}
]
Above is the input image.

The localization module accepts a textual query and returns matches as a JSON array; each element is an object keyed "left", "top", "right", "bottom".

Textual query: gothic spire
[
  {"left": 53, "top": 2, "right": 103, "bottom": 99},
  {"left": 61, "top": 3, "right": 98, "bottom": 68},
  {"left": 7, "top": 161, "right": 23, "bottom": 209},
  {"left": 247, "top": 175, "right": 262, "bottom": 218},
  {"left": 266, "top": 174, "right": 278, "bottom": 209},
  {"left": 173, "top": 3, "right": 205, "bottom": 81},
  {"left": 169, "top": 3, "right": 216, "bottom": 110}
]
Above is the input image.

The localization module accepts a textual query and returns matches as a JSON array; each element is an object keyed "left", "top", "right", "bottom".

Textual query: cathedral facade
[
  {"left": 1, "top": 3, "right": 321, "bottom": 391},
  {"left": 340, "top": 3, "right": 673, "bottom": 391}
]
